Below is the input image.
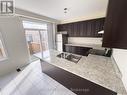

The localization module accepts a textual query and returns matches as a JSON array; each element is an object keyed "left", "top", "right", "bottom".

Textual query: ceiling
[{"left": 15, "top": 0, "right": 109, "bottom": 23}]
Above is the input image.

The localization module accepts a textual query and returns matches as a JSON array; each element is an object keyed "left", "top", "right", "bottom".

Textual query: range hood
[
  {"left": 98, "top": 30, "right": 104, "bottom": 34},
  {"left": 57, "top": 31, "right": 67, "bottom": 34}
]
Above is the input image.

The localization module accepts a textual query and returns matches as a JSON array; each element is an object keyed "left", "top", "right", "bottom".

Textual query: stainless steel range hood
[{"left": 98, "top": 30, "right": 104, "bottom": 34}]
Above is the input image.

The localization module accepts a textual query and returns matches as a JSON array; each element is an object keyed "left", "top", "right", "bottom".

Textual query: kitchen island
[{"left": 35, "top": 50, "right": 126, "bottom": 95}]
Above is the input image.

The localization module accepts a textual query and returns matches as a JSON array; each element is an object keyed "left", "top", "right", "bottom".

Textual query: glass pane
[
  {"left": 40, "top": 30, "right": 49, "bottom": 51},
  {"left": 0, "top": 38, "right": 7, "bottom": 60},
  {"left": 23, "top": 21, "right": 47, "bottom": 30},
  {"left": 25, "top": 30, "right": 41, "bottom": 55},
  {"left": 23, "top": 21, "right": 49, "bottom": 59}
]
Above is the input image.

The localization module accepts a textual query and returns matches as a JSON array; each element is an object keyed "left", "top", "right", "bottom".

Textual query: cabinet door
[
  {"left": 73, "top": 23, "right": 78, "bottom": 37},
  {"left": 79, "top": 22, "right": 84, "bottom": 37},
  {"left": 102, "top": 0, "right": 127, "bottom": 49},
  {"left": 57, "top": 18, "right": 104, "bottom": 37},
  {"left": 57, "top": 24, "right": 67, "bottom": 31},
  {"left": 86, "top": 21, "right": 92, "bottom": 37},
  {"left": 57, "top": 25, "right": 64, "bottom": 31},
  {"left": 68, "top": 23, "right": 74, "bottom": 37},
  {"left": 91, "top": 20, "right": 96, "bottom": 37},
  {"left": 66, "top": 23, "right": 71, "bottom": 36},
  {"left": 65, "top": 45, "right": 70, "bottom": 53},
  {"left": 95, "top": 19, "right": 102, "bottom": 37},
  {"left": 83, "top": 21, "right": 87, "bottom": 36}
]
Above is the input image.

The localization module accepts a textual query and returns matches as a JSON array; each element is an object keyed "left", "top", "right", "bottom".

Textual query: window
[
  {"left": 0, "top": 32, "right": 7, "bottom": 61},
  {"left": 23, "top": 21, "right": 49, "bottom": 57}
]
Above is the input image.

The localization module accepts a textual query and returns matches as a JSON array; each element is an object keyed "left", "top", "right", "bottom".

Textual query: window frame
[{"left": 0, "top": 32, "right": 8, "bottom": 61}]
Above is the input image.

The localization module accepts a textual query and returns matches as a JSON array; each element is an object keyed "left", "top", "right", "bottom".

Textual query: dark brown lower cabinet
[
  {"left": 41, "top": 61, "right": 117, "bottom": 95},
  {"left": 65, "top": 45, "right": 92, "bottom": 56}
]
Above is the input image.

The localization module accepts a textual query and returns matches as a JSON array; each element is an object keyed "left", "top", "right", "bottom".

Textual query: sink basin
[
  {"left": 57, "top": 53, "right": 82, "bottom": 63},
  {"left": 57, "top": 53, "right": 69, "bottom": 58},
  {"left": 66, "top": 54, "right": 82, "bottom": 63}
]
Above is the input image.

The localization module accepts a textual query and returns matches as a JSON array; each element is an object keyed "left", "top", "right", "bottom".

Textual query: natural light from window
[
  {"left": 23, "top": 21, "right": 49, "bottom": 58},
  {"left": 0, "top": 33, "right": 7, "bottom": 61},
  {"left": 23, "top": 21, "right": 47, "bottom": 30}
]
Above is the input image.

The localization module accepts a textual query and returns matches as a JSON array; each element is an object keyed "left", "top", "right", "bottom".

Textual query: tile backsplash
[{"left": 68, "top": 37, "right": 102, "bottom": 45}]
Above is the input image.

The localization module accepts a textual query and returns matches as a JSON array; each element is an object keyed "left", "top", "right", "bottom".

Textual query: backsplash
[{"left": 68, "top": 37, "right": 102, "bottom": 45}]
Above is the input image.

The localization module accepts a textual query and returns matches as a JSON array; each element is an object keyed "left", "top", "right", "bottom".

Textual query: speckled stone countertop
[
  {"left": 65, "top": 43, "right": 105, "bottom": 50},
  {"left": 35, "top": 50, "right": 127, "bottom": 95}
]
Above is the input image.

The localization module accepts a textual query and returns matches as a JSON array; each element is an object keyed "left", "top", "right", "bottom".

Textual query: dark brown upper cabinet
[
  {"left": 102, "top": 0, "right": 127, "bottom": 49},
  {"left": 57, "top": 18, "right": 105, "bottom": 37}
]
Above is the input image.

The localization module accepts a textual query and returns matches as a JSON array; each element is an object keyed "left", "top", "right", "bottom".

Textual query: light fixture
[{"left": 64, "top": 8, "right": 68, "bottom": 13}]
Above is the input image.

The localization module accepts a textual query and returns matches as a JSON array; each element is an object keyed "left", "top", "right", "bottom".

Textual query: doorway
[{"left": 23, "top": 21, "right": 49, "bottom": 58}]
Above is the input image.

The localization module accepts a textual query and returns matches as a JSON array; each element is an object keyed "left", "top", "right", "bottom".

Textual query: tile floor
[{"left": 0, "top": 60, "right": 76, "bottom": 95}]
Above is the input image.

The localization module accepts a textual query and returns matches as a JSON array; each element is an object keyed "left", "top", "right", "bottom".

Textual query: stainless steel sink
[
  {"left": 57, "top": 53, "right": 69, "bottom": 58},
  {"left": 57, "top": 53, "right": 82, "bottom": 63}
]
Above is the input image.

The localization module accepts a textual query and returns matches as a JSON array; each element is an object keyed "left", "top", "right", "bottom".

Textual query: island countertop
[{"left": 34, "top": 50, "right": 127, "bottom": 95}]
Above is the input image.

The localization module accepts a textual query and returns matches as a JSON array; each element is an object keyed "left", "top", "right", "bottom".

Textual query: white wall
[
  {"left": 15, "top": 8, "right": 60, "bottom": 24},
  {"left": 61, "top": 15, "right": 105, "bottom": 24},
  {"left": 68, "top": 37, "right": 102, "bottom": 45},
  {"left": 113, "top": 49, "right": 127, "bottom": 91},
  {"left": 0, "top": 16, "right": 29, "bottom": 76}
]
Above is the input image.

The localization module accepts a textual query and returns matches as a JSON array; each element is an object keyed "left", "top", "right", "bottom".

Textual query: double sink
[{"left": 57, "top": 53, "right": 82, "bottom": 63}]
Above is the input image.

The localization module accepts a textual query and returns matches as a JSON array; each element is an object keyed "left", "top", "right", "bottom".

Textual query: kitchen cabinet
[
  {"left": 65, "top": 45, "right": 92, "bottom": 56},
  {"left": 57, "top": 18, "right": 105, "bottom": 37},
  {"left": 102, "top": 0, "right": 127, "bottom": 49}
]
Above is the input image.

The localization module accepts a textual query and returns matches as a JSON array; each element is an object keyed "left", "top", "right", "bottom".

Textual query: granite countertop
[
  {"left": 35, "top": 50, "right": 127, "bottom": 95},
  {"left": 65, "top": 43, "right": 105, "bottom": 50}
]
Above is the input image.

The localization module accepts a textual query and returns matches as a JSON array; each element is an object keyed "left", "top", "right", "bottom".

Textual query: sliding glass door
[
  {"left": 25, "top": 29, "right": 41, "bottom": 55},
  {"left": 39, "top": 30, "right": 49, "bottom": 52},
  {"left": 23, "top": 21, "right": 49, "bottom": 58}
]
